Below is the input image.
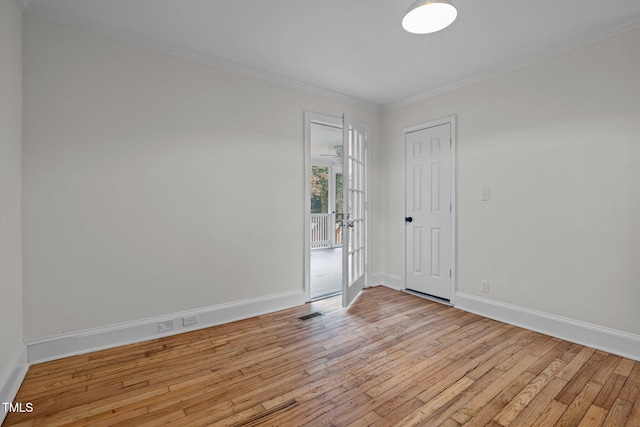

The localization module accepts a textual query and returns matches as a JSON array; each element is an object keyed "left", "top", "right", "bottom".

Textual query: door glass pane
[
  {"left": 335, "top": 173, "right": 343, "bottom": 245},
  {"left": 310, "top": 166, "right": 329, "bottom": 214}
]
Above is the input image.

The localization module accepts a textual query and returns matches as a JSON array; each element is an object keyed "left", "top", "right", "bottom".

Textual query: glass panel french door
[{"left": 342, "top": 115, "right": 367, "bottom": 307}]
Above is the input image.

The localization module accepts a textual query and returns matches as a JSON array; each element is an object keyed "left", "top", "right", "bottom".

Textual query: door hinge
[
  {"left": 450, "top": 203, "right": 452, "bottom": 213},
  {"left": 449, "top": 269, "right": 452, "bottom": 278}
]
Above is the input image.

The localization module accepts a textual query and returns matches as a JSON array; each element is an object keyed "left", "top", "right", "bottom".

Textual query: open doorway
[
  {"left": 309, "top": 122, "right": 343, "bottom": 300},
  {"left": 304, "top": 112, "right": 369, "bottom": 306}
]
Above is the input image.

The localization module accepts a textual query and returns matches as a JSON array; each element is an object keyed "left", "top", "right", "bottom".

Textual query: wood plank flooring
[{"left": 4, "top": 286, "right": 640, "bottom": 426}]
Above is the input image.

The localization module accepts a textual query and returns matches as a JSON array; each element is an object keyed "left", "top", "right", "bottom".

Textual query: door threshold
[
  {"left": 308, "top": 291, "right": 342, "bottom": 302},
  {"left": 402, "top": 289, "right": 452, "bottom": 306}
]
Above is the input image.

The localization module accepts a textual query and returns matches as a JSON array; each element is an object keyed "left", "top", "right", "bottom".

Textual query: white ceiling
[{"left": 22, "top": 0, "right": 640, "bottom": 110}]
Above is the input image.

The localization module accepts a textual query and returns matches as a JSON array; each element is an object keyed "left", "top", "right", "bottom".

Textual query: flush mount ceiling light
[{"left": 402, "top": 0, "right": 458, "bottom": 34}]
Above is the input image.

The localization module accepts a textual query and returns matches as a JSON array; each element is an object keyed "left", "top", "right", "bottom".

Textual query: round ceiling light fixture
[{"left": 402, "top": 0, "right": 458, "bottom": 34}]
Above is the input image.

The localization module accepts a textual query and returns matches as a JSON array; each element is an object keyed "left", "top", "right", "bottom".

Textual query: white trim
[
  {"left": 366, "top": 124, "right": 373, "bottom": 292},
  {"left": 383, "top": 19, "right": 640, "bottom": 111},
  {"left": 370, "top": 273, "right": 404, "bottom": 291},
  {"left": 454, "top": 292, "right": 640, "bottom": 362},
  {"left": 0, "top": 345, "right": 29, "bottom": 424},
  {"left": 372, "top": 280, "right": 640, "bottom": 361},
  {"left": 21, "top": 1, "right": 640, "bottom": 112},
  {"left": 26, "top": 290, "right": 306, "bottom": 364},
  {"left": 357, "top": 120, "right": 373, "bottom": 297},
  {"left": 22, "top": 2, "right": 380, "bottom": 112},
  {"left": 402, "top": 116, "right": 457, "bottom": 300},
  {"left": 16, "top": 0, "right": 31, "bottom": 11}
]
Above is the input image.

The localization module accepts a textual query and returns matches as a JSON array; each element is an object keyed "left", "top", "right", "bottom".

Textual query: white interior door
[
  {"left": 405, "top": 123, "right": 452, "bottom": 300},
  {"left": 342, "top": 115, "right": 367, "bottom": 307}
]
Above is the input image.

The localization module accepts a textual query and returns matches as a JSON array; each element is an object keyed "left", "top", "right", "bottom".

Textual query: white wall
[
  {"left": 0, "top": 0, "right": 26, "bottom": 411},
  {"left": 21, "top": 7, "right": 640, "bottom": 358},
  {"left": 377, "top": 26, "right": 640, "bottom": 336},
  {"left": 22, "top": 15, "right": 380, "bottom": 341}
]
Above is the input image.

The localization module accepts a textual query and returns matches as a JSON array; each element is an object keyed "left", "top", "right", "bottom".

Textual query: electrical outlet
[
  {"left": 481, "top": 189, "right": 491, "bottom": 201},
  {"left": 158, "top": 320, "right": 174, "bottom": 332},
  {"left": 481, "top": 280, "right": 490, "bottom": 293},
  {"left": 183, "top": 315, "right": 198, "bottom": 327}
]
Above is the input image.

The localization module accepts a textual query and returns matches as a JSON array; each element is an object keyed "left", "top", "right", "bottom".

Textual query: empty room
[{"left": 1, "top": 0, "right": 640, "bottom": 425}]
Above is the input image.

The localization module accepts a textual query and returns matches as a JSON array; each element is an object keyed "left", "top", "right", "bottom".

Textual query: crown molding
[
  {"left": 21, "top": 1, "right": 640, "bottom": 114},
  {"left": 383, "top": 17, "right": 640, "bottom": 111},
  {"left": 22, "top": 2, "right": 382, "bottom": 112},
  {"left": 16, "top": 0, "right": 32, "bottom": 10}
]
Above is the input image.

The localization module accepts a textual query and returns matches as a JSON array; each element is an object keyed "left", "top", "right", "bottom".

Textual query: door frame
[
  {"left": 304, "top": 112, "right": 343, "bottom": 302},
  {"left": 304, "top": 111, "right": 371, "bottom": 303},
  {"left": 402, "top": 115, "right": 457, "bottom": 303}
]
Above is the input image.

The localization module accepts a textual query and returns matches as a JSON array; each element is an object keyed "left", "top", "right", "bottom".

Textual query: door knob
[{"left": 405, "top": 217, "right": 413, "bottom": 223}]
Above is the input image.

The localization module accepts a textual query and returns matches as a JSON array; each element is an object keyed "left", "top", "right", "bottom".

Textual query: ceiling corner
[{"left": 17, "top": 0, "right": 32, "bottom": 11}]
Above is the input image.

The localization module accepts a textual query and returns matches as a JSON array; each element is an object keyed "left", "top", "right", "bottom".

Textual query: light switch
[{"left": 481, "top": 189, "right": 491, "bottom": 201}]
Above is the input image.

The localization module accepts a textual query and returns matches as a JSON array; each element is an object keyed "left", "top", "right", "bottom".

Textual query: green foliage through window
[
  {"left": 335, "top": 173, "right": 343, "bottom": 218},
  {"left": 311, "top": 166, "right": 329, "bottom": 213}
]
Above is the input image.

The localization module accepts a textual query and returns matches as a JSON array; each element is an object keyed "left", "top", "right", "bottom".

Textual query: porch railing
[{"left": 311, "top": 214, "right": 342, "bottom": 249}]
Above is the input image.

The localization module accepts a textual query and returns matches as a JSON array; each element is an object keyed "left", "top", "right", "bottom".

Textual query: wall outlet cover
[
  {"left": 183, "top": 315, "right": 198, "bottom": 327},
  {"left": 481, "top": 280, "right": 490, "bottom": 293},
  {"left": 158, "top": 320, "right": 174, "bottom": 332}
]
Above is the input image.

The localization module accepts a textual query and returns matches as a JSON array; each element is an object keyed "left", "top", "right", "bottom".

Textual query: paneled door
[
  {"left": 342, "top": 115, "right": 367, "bottom": 307},
  {"left": 405, "top": 122, "right": 452, "bottom": 300}
]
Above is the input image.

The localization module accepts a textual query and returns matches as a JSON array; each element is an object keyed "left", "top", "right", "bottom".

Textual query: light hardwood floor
[{"left": 5, "top": 286, "right": 640, "bottom": 426}]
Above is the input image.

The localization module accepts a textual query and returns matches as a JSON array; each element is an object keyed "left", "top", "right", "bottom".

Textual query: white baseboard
[
  {"left": 0, "top": 344, "right": 29, "bottom": 424},
  {"left": 357, "top": 272, "right": 639, "bottom": 361},
  {"left": 26, "top": 290, "right": 307, "bottom": 364},
  {"left": 454, "top": 292, "right": 640, "bottom": 362},
  {"left": 370, "top": 272, "right": 403, "bottom": 290}
]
